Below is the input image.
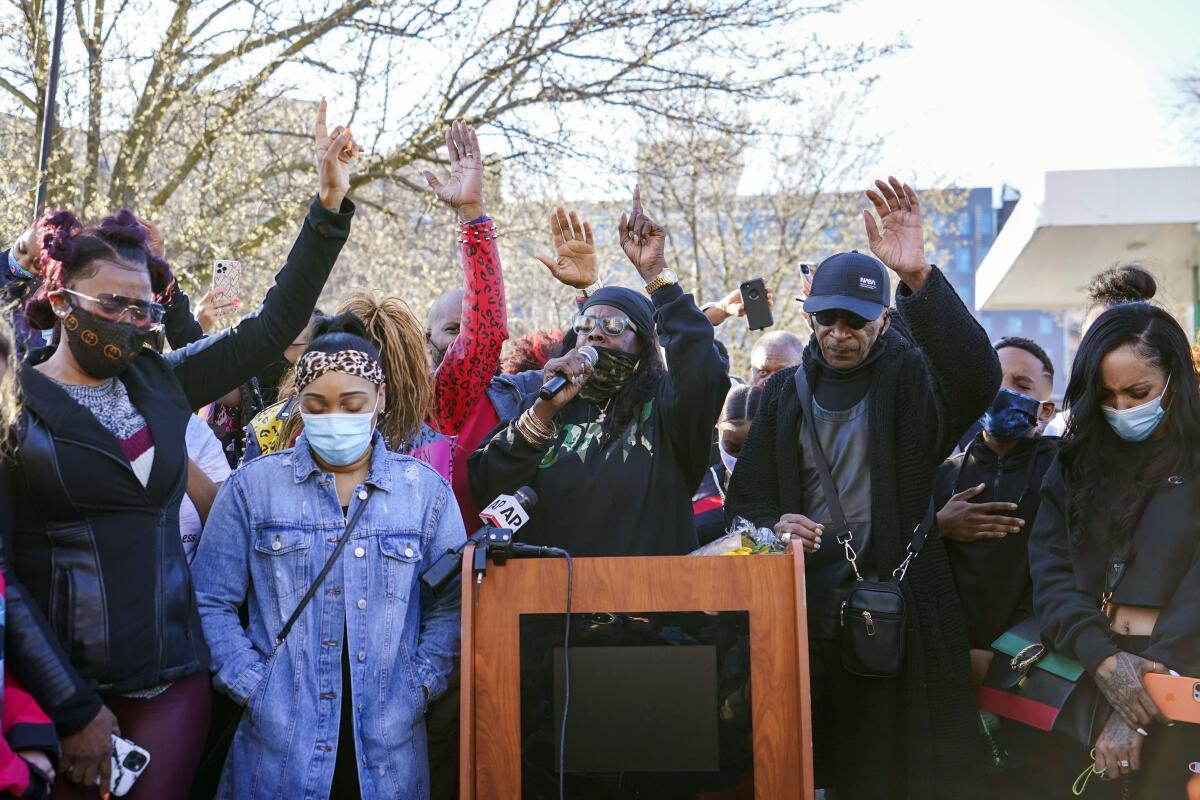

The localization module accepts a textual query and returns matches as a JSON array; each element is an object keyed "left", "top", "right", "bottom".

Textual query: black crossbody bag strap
[
  {"left": 793, "top": 370, "right": 850, "bottom": 534},
  {"left": 275, "top": 486, "right": 376, "bottom": 648},
  {"left": 794, "top": 369, "right": 930, "bottom": 582},
  {"left": 793, "top": 370, "right": 865, "bottom": 581},
  {"left": 196, "top": 486, "right": 377, "bottom": 782}
]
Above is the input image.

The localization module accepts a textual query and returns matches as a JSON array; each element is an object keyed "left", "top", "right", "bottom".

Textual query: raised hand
[
  {"left": 617, "top": 184, "right": 668, "bottom": 281},
  {"left": 313, "top": 97, "right": 360, "bottom": 211},
  {"left": 422, "top": 120, "right": 484, "bottom": 221},
  {"left": 864, "top": 177, "right": 930, "bottom": 290},
  {"left": 196, "top": 287, "right": 240, "bottom": 333},
  {"left": 535, "top": 207, "right": 596, "bottom": 290}
]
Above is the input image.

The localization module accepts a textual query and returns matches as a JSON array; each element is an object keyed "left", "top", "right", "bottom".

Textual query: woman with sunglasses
[
  {"left": 0, "top": 101, "right": 358, "bottom": 799},
  {"left": 469, "top": 186, "right": 730, "bottom": 556},
  {"left": 1030, "top": 302, "right": 1200, "bottom": 796}
]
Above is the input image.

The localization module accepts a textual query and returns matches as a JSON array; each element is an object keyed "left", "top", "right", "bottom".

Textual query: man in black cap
[{"left": 727, "top": 177, "right": 1000, "bottom": 799}]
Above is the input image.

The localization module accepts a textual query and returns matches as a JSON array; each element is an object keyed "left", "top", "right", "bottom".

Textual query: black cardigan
[
  {"left": 0, "top": 196, "right": 353, "bottom": 735},
  {"left": 1030, "top": 455, "right": 1200, "bottom": 675},
  {"left": 725, "top": 267, "right": 1000, "bottom": 798}
]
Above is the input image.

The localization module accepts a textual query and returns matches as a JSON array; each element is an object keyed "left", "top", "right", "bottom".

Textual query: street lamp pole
[{"left": 33, "top": 0, "right": 68, "bottom": 219}]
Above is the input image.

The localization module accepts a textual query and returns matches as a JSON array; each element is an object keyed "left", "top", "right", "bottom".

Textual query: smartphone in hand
[
  {"left": 211, "top": 259, "right": 243, "bottom": 303},
  {"left": 739, "top": 277, "right": 773, "bottom": 331},
  {"left": 110, "top": 734, "right": 151, "bottom": 796},
  {"left": 1144, "top": 673, "right": 1200, "bottom": 724}
]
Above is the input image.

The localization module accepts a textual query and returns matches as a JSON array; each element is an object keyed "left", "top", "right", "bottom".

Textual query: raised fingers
[
  {"left": 466, "top": 124, "right": 481, "bottom": 159},
  {"left": 888, "top": 176, "right": 911, "bottom": 212},
  {"left": 874, "top": 178, "right": 902, "bottom": 212},
  {"left": 444, "top": 125, "right": 459, "bottom": 165},
  {"left": 632, "top": 183, "right": 642, "bottom": 216},
  {"left": 583, "top": 220, "right": 594, "bottom": 246},
  {"left": 568, "top": 210, "right": 585, "bottom": 242},
  {"left": 551, "top": 207, "right": 568, "bottom": 245},
  {"left": 618, "top": 211, "right": 630, "bottom": 243},
  {"left": 313, "top": 97, "right": 328, "bottom": 142}
]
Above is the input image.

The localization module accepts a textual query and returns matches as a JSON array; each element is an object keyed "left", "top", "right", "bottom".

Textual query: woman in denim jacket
[{"left": 193, "top": 314, "right": 464, "bottom": 799}]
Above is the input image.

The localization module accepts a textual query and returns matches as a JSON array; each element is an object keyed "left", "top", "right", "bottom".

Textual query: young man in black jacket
[
  {"left": 726, "top": 177, "right": 1000, "bottom": 799},
  {"left": 931, "top": 337, "right": 1071, "bottom": 797}
]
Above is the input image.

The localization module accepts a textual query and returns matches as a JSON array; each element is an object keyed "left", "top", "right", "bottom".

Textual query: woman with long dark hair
[
  {"left": 468, "top": 186, "right": 729, "bottom": 555},
  {"left": 0, "top": 102, "right": 358, "bottom": 799},
  {"left": 1030, "top": 302, "right": 1200, "bottom": 796}
]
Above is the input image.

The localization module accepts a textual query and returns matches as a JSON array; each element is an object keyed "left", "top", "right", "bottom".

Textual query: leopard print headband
[{"left": 294, "top": 349, "right": 385, "bottom": 390}]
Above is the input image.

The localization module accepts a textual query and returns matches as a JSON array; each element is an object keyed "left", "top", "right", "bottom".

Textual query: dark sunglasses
[
  {"left": 812, "top": 309, "right": 870, "bottom": 330},
  {"left": 57, "top": 288, "right": 166, "bottom": 330},
  {"left": 572, "top": 313, "right": 636, "bottom": 337}
]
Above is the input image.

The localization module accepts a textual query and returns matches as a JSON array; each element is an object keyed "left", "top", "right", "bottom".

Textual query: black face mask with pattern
[
  {"left": 61, "top": 305, "right": 149, "bottom": 379},
  {"left": 579, "top": 346, "right": 640, "bottom": 405}
]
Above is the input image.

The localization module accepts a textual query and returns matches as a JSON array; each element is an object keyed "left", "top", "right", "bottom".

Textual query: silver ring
[
  {"left": 1119, "top": 760, "right": 1130, "bottom": 768},
  {"left": 780, "top": 532, "right": 792, "bottom": 541}
]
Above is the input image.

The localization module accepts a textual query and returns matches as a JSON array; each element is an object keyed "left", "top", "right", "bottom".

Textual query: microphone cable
[{"left": 551, "top": 549, "right": 573, "bottom": 800}]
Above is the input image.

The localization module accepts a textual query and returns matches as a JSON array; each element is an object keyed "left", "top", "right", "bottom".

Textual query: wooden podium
[{"left": 458, "top": 546, "right": 814, "bottom": 799}]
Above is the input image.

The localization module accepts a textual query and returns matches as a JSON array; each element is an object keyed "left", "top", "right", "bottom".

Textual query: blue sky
[{"left": 819, "top": 0, "right": 1200, "bottom": 196}]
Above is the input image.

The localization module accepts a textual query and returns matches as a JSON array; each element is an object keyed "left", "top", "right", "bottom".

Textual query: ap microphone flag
[{"left": 478, "top": 486, "right": 538, "bottom": 532}]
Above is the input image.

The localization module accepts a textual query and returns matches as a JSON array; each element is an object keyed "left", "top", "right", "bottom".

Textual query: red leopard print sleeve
[{"left": 432, "top": 217, "right": 508, "bottom": 434}]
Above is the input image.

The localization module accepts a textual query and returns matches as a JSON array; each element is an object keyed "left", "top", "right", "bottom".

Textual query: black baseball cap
[{"left": 803, "top": 251, "right": 890, "bottom": 321}]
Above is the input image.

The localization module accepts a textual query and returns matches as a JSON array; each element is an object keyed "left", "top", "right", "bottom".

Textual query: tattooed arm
[
  {"left": 1093, "top": 651, "right": 1168, "bottom": 730},
  {"left": 1093, "top": 709, "right": 1144, "bottom": 778}
]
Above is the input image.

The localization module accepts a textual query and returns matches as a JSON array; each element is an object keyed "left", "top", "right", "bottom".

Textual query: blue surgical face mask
[
  {"left": 1102, "top": 377, "right": 1170, "bottom": 442},
  {"left": 980, "top": 388, "right": 1041, "bottom": 442},
  {"left": 302, "top": 397, "right": 379, "bottom": 466}
]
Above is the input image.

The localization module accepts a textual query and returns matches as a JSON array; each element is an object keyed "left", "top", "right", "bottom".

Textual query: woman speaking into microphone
[{"left": 469, "top": 187, "right": 729, "bottom": 556}]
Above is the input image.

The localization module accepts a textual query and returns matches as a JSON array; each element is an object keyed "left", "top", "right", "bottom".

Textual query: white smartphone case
[{"left": 110, "top": 735, "right": 151, "bottom": 797}]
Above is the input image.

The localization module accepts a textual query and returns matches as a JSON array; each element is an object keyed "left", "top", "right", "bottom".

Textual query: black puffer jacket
[{"left": 0, "top": 196, "right": 353, "bottom": 735}]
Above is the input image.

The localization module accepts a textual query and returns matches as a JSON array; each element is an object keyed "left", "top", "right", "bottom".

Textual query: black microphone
[
  {"left": 538, "top": 346, "right": 598, "bottom": 401},
  {"left": 420, "top": 486, "right": 539, "bottom": 594}
]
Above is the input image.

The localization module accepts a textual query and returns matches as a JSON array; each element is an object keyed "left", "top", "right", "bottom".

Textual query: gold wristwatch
[{"left": 644, "top": 269, "right": 679, "bottom": 295}]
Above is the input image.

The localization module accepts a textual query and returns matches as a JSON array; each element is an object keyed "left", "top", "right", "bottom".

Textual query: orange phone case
[{"left": 1144, "top": 673, "right": 1200, "bottom": 724}]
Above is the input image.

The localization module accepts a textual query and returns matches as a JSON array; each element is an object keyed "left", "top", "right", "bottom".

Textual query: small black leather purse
[{"left": 795, "top": 371, "right": 931, "bottom": 678}]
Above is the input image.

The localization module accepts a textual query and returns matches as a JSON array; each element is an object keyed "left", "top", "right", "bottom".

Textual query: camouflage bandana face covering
[
  {"left": 61, "top": 305, "right": 149, "bottom": 379},
  {"left": 578, "top": 346, "right": 640, "bottom": 405}
]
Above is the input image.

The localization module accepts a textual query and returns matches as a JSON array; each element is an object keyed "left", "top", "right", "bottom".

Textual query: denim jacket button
[
  {"left": 357, "top": 651, "right": 365, "bottom": 662},
  {"left": 404, "top": 547, "right": 414, "bottom": 558},
  {"left": 358, "top": 489, "right": 368, "bottom": 500},
  {"left": 271, "top": 540, "right": 282, "bottom": 551},
  {"left": 354, "top": 547, "right": 365, "bottom": 558},
  {"left": 357, "top": 598, "right": 367, "bottom": 609}
]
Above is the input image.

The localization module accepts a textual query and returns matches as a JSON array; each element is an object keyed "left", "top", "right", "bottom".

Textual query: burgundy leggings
[{"left": 51, "top": 672, "right": 211, "bottom": 800}]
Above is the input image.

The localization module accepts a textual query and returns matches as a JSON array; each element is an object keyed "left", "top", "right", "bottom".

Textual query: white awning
[{"left": 976, "top": 166, "right": 1200, "bottom": 325}]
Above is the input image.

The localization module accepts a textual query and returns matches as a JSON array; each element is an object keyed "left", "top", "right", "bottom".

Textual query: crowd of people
[{"left": 0, "top": 96, "right": 1197, "bottom": 800}]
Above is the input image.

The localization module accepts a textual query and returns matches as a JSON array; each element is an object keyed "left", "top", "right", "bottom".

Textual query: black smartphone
[{"left": 739, "top": 277, "right": 773, "bottom": 331}]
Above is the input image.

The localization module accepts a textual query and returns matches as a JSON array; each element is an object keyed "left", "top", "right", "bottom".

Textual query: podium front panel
[
  {"left": 519, "top": 610, "right": 753, "bottom": 797},
  {"left": 462, "top": 550, "right": 813, "bottom": 800}
]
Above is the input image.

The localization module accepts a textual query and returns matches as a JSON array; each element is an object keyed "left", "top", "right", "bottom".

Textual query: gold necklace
[{"left": 596, "top": 396, "right": 616, "bottom": 424}]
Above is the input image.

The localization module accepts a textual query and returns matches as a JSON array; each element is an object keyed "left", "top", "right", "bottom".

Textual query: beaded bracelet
[{"left": 457, "top": 220, "right": 501, "bottom": 245}]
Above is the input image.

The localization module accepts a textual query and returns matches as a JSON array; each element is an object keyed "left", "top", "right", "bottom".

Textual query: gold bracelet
[
  {"left": 523, "top": 407, "right": 556, "bottom": 439},
  {"left": 515, "top": 409, "right": 554, "bottom": 447}
]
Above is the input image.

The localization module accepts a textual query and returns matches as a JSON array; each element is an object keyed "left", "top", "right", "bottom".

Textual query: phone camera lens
[
  {"left": 748, "top": 290, "right": 760, "bottom": 300},
  {"left": 124, "top": 752, "right": 147, "bottom": 770}
]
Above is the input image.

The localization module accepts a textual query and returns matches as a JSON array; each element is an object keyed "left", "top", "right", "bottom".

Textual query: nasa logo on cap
[{"left": 859, "top": 276, "right": 877, "bottom": 290}]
